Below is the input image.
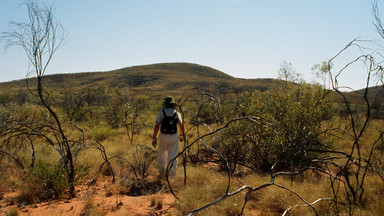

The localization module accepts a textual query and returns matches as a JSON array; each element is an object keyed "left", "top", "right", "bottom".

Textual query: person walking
[{"left": 152, "top": 96, "right": 184, "bottom": 178}]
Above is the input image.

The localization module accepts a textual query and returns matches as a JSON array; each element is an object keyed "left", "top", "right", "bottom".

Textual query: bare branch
[{"left": 282, "top": 198, "right": 333, "bottom": 216}]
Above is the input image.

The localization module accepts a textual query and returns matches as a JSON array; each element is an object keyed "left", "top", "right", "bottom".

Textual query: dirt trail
[{"left": 0, "top": 176, "right": 176, "bottom": 216}]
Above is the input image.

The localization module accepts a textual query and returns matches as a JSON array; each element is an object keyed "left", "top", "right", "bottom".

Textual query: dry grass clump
[
  {"left": 174, "top": 166, "right": 243, "bottom": 216},
  {"left": 0, "top": 165, "right": 18, "bottom": 198},
  {"left": 0, "top": 164, "right": 57, "bottom": 205},
  {"left": 105, "top": 182, "right": 126, "bottom": 197},
  {"left": 81, "top": 194, "right": 106, "bottom": 216},
  {"left": 172, "top": 164, "right": 341, "bottom": 215},
  {"left": 150, "top": 194, "right": 164, "bottom": 210},
  {"left": 4, "top": 208, "right": 19, "bottom": 216},
  {"left": 15, "top": 180, "right": 46, "bottom": 205},
  {"left": 118, "top": 176, "right": 164, "bottom": 197},
  {"left": 354, "top": 175, "right": 384, "bottom": 214},
  {"left": 218, "top": 171, "right": 335, "bottom": 215}
]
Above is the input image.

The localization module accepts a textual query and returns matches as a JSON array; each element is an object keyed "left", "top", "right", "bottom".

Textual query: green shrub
[
  {"left": 212, "top": 82, "right": 334, "bottom": 172},
  {"left": 24, "top": 161, "right": 89, "bottom": 200},
  {"left": 0, "top": 103, "right": 17, "bottom": 131},
  {"left": 0, "top": 92, "right": 12, "bottom": 104},
  {"left": 30, "top": 161, "right": 71, "bottom": 198},
  {"left": 89, "top": 125, "right": 117, "bottom": 141},
  {"left": 189, "top": 96, "right": 225, "bottom": 125}
]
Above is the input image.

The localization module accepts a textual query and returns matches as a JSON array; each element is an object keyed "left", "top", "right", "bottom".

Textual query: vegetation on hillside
[{"left": 0, "top": 62, "right": 275, "bottom": 96}]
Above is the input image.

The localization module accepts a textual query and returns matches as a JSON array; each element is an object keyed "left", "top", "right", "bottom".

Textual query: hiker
[{"left": 152, "top": 96, "right": 184, "bottom": 178}]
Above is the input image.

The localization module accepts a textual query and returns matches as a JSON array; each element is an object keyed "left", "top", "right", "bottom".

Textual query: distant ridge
[
  {"left": 0, "top": 62, "right": 275, "bottom": 95},
  {"left": 0, "top": 62, "right": 383, "bottom": 102},
  {"left": 115, "top": 63, "right": 234, "bottom": 79}
]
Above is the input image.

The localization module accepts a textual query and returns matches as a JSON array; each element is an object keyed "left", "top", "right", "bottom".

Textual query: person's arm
[
  {"left": 153, "top": 110, "right": 163, "bottom": 147},
  {"left": 152, "top": 123, "right": 160, "bottom": 147},
  {"left": 177, "top": 112, "right": 185, "bottom": 141},
  {"left": 178, "top": 123, "right": 185, "bottom": 141}
]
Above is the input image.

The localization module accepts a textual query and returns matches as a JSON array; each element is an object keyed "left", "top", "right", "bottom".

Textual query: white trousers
[{"left": 157, "top": 133, "right": 179, "bottom": 177}]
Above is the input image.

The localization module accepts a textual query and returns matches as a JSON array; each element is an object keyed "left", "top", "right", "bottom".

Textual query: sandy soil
[{"left": 0, "top": 176, "right": 176, "bottom": 216}]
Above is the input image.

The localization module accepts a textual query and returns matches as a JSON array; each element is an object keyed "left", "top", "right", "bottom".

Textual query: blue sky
[{"left": 0, "top": 0, "right": 382, "bottom": 90}]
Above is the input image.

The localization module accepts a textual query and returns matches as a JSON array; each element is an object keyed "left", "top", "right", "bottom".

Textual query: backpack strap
[
  {"left": 162, "top": 109, "right": 177, "bottom": 119},
  {"left": 172, "top": 111, "right": 177, "bottom": 119}
]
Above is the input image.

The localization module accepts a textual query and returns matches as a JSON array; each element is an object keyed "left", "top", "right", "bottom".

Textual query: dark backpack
[{"left": 160, "top": 110, "right": 178, "bottom": 134}]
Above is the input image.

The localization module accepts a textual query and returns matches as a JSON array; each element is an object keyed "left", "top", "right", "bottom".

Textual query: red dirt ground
[{"left": 0, "top": 176, "right": 176, "bottom": 216}]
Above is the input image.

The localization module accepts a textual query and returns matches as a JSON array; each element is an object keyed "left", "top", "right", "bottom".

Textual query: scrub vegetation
[
  {"left": 1, "top": 63, "right": 383, "bottom": 215},
  {"left": 1, "top": 1, "right": 384, "bottom": 215}
]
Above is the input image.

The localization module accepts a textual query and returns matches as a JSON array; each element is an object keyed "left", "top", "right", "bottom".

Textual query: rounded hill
[{"left": 0, "top": 62, "right": 274, "bottom": 95}]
